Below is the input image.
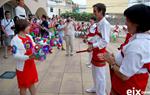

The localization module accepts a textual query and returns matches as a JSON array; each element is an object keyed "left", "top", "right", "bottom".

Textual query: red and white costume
[
  {"left": 86, "top": 23, "right": 97, "bottom": 65},
  {"left": 90, "top": 17, "right": 111, "bottom": 95},
  {"left": 112, "top": 33, "right": 150, "bottom": 94},
  {"left": 11, "top": 34, "right": 38, "bottom": 88}
]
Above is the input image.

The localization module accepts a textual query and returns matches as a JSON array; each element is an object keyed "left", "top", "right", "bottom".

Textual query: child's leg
[
  {"left": 20, "top": 88, "right": 27, "bottom": 95},
  {"left": 29, "top": 84, "right": 36, "bottom": 95}
]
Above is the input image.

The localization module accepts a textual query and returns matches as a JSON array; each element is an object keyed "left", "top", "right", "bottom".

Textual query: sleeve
[
  {"left": 15, "top": 7, "right": 20, "bottom": 18},
  {"left": 1, "top": 19, "right": 5, "bottom": 27},
  {"left": 93, "top": 23, "right": 111, "bottom": 49},
  {"left": 11, "top": 39, "right": 29, "bottom": 61},
  {"left": 115, "top": 51, "right": 123, "bottom": 66},
  {"left": 119, "top": 52, "right": 143, "bottom": 77}
]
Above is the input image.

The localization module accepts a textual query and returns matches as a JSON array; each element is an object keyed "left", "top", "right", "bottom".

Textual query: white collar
[
  {"left": 131, "top": 33, "right": 150, "bottom": 41},
  {"left": 98, "top": 17, "right": 106, "bottom": 25}
]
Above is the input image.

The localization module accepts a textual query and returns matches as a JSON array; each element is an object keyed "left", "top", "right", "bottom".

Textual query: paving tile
[
  {"left": 82, "top": 72, "right": 93, "bottom": 82},
  {"left": 59, "top": 94, "right": 83, "bottom": 95},
  {"left": 62, "top": 73, "right": 81, "bottom": 82},
  {"left": 44, "top": 72, "right": 63, "bottom": 82},
  {"left": 37, "top": 93, "right": 58, "bottom": 95},
  {"left": 65, "top": 63, "right": 81, "bottom": 73},
  {"left": 60, "top": 81, "right": 82, "bottom": 94},
  {"left": 37, "top": 80, "right": 61, "bottom": 93}
]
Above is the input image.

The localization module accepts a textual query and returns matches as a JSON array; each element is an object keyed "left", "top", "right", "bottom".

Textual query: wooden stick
[{"left": 76, "top": 49, "right": 88, "bottom": 53}]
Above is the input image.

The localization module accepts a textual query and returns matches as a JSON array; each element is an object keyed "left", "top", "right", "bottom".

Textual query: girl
[{"left": 11, "top": 19, "right": 38, "bottom": 95}]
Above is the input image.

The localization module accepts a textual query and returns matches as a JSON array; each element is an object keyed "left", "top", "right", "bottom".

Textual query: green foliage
[{"left": 61, "top": 12, "right": 95, "bottom": 21}]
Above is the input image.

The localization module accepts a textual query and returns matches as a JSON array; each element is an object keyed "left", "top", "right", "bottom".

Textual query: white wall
[
  {"left": 47, "top": 0, "right": 58, "bottom": 18},
  {"left": 128, "top": 0, "right": 150, "bottom": 7}
]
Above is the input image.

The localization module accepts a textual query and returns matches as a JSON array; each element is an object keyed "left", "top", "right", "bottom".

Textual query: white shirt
[
  {"left": 115, "top": 33, "right": 150, "bottom": 78},
  {"left": 15, "top": 6, "right": 27, "bottom": 19},
  {"left": 1, "top": 19, "right": 15, "bottom": 35},
  {"left": 64, "top": 21, "right": 75, "bottom": 36},
  {"left": 93, "top": 17, "right": 111, "bottom": 49},
  {"left": 86, "top": 23, "right": 97, "bottom": 42},
  {"left": 89, "top": 23, "right": 96, "bottom": 33},
  {"left": 11, "top": 34, "right": 35, "bottom": 71}
]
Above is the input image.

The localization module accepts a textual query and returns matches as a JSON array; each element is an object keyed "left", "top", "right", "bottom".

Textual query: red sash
[{"left": 90, "top": 27, "right": 106, "bottom": 67}]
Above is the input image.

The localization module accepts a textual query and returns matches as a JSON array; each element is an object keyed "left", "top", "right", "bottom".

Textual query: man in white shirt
[
  {"left": 1, "top": 11, "right": 15, "bottom": 58},
  {"left": 64, "top": 17, "right": 76, "bottom": 56},
  {"left": 15, "top": 0, "right": 27, "bottom": 19},
  {"left": 86, "top": 3, "right": 111, "bottom": 95}
]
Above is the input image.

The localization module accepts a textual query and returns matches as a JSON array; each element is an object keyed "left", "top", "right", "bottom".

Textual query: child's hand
[
  {"left": 29, "top": 54, "right": 35, "bottom": 59},
  {"left": 29, "top": 54, "right": 39, "bottom": 60}
]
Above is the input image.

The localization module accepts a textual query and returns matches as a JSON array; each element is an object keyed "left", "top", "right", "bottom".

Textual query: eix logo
[{"left": 126, "top": 87, "right": 142, "bottom": 95}]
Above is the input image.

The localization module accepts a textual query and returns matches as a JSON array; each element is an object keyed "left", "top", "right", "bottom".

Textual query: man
[
  {"left": 64, "top": 17, "right": 76, "bottom": 56},
  {"left": 86, "top": 3, "right": 111, "bottom": 95},
  {"left": 40, "top": 15, "right": 49, "bottom": 37},
  {"left": 15, "top": 0, "right": 27, "bottom": 19},
  {"left": 1, "top": 11, "right": 15, "bottom": 58}
]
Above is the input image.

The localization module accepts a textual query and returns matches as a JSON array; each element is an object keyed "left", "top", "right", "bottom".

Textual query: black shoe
[
  {"left": 62, "top": 48, "right": 65, "bottom": 51},
  {"left": 70, "top": 54, "right": 73, "bottom": 56},
  {"left": 3, "top": 56, "right": 8, "bottom": 59},
  {"left": 66, "top": 54, "right": 69, "bottom": 56}
]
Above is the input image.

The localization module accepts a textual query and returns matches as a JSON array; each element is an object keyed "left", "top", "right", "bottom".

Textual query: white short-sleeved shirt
[
  {"left": 1, "top": 19, "right": 15, "bottom": 35},
  {"left": 115, "top": 33, "right": 150, "bottom": 78},
  {"left": 64, "top": 21, "right": 75, "bottom": 36},
  {"left": 15, "top": 6, "right": 27, "bottom": 19},
  {"left": 93, "top": 17, "right": 111, "bottom": 49}
]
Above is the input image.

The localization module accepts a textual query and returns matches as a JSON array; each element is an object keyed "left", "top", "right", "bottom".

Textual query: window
[{"left": 50, "top": 7, "right": 53, "bottom": 12}]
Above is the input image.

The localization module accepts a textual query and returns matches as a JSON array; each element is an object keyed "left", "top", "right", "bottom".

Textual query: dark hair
[
  {"left": 124, "top": 4, "right": 150, "bottom": 33},
  {"left": 5, "top": 11, "right": 10, "bottom": 15},
  {"left": 93, "top": 3, "right": 106, "bottom": 16},
  {"left": 90, "top": 16, "right": 96, "bottom": 21},
  {"left": 16, "top": 0, "right": 21, "bottom": 3},
  {"left": 42, "top": 15, "right": 47, "bottom": 19},
  {"left": 15, "top": 19, "right": 29, "bottom": 33}
]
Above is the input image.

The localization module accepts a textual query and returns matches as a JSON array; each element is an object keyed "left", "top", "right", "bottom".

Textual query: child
[
  {"left": 11, "top": 19, "right": 38, "bottom": 95},
  {"left": 84, "top": 17, "right": 97, "bottom": 68},
  {"left": 56, "top": 20, "right": 65, "bottom": 50}
]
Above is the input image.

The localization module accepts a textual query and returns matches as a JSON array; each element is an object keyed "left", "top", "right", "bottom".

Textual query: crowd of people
[{"left": 0, "top": 0, "right": 150, "bottom": 95}]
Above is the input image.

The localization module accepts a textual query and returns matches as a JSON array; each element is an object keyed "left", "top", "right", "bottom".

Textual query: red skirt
[
  {"left": 16, "top": 59, "right": 38, "bottom": 88},
  {"left": 110, "top": 69, "right": 149, "bottom": 95}
]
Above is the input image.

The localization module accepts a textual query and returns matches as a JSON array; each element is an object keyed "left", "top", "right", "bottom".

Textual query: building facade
[
  {"left": 0, "top": 0, "right": 48, "bottom": 19},
  {"left": 86, "top": 0, "right": 128, "bottom": 14},
  {"left": 47, "top": 0, "right": 73, "bottom": 17}
]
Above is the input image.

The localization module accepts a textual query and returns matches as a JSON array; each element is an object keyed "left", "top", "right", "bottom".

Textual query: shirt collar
[
  {"left": 98, "top": 17, "right": 105, "bottom": 25},
  {"left": 131, "top": 32, "right": 150, "bottom": 40}
]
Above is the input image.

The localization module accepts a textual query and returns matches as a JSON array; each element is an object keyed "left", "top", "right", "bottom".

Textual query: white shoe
[
  {"left": 86, "top": 87, "right": 96, "bottom": 93},
  {"left": 87, "top": 64, "right": 92, "bottom": 68},
  {"left": 86, "top": 62, "right": 90, "bottom": 65}
]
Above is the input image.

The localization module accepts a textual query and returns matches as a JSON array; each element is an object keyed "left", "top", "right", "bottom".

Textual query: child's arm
[{"left": 11, "top": 39, "right": 30, "bottom": 61}]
